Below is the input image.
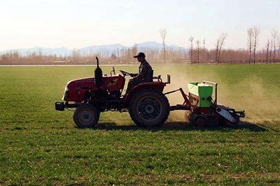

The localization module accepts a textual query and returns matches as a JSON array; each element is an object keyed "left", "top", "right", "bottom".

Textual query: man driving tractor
[{"left": 126, "top": 52, "right": 153, "bottom": 93}]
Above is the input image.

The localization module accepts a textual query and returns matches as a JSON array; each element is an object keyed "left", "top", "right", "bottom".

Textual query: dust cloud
[{"left": 218, "top": 76, "right": 280, "bottom": 123}]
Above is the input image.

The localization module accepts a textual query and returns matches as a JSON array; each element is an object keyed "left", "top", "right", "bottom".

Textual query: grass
[{"left": 0, "top": 64, "right": 279, "bottom": 185}]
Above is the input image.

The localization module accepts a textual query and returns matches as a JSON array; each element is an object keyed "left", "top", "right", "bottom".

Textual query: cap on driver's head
[{"left": 134, "top": 52, "right": 145, "bottom": 58}]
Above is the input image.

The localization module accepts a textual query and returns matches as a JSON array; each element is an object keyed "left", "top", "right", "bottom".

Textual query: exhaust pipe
[{"left": 94, "top": 57, "right": 103, "bottom": 88}]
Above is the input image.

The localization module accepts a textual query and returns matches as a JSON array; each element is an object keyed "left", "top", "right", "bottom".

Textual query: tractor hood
[
  {"left": 63, "top": 75, "right": 125, "bottom": 102},
  {"left": 66, "top": 75, "right": 125, "bottom": 91},
  {"left": 62, "top": 77, "right": 95, "bottom": 102},
  {"left": 66, "top": 77, "right": 95, "bottom": 91}
]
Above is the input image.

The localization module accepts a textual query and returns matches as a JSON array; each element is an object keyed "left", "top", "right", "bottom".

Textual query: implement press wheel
[{"left": 192, "top": 115, "right": 207, "bottom": 127}]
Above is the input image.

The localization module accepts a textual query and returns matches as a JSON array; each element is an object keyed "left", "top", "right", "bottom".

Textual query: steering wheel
[{"left": 119, "top": 70, "right": 130, "bottom": 76}]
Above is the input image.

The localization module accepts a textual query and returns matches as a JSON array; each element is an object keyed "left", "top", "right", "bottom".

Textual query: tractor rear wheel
[
  {"left": 129, "top": 89, "right": 170, "bottom": 127},
  {"left": 73, "top": 104, "right": 100, "bottom": 128}
]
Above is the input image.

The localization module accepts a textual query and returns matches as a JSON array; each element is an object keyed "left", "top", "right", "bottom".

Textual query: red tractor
[
  {"left": 55, "top": 57, "right": 170, "bottom": 128},
  {"left": 55, "top": 57, "right": 245, "bottom": 128}
]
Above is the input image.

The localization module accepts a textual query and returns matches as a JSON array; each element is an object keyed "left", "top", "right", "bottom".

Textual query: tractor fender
[{"left": 124, "top": 82, "right": 166, "bottom": 105}]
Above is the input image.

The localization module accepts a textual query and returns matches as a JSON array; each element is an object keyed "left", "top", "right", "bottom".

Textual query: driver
[{"left": 126, "top": 52, "right": 153, "bottom": 93}]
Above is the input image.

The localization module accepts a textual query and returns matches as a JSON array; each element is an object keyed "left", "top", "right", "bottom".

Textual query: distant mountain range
[{"left": 0, "top": 41, "right": 187, "bottom": 56}]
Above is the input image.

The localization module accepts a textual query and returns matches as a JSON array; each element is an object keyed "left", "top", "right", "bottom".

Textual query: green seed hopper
[{"left": 188, "top": 82, "right": 216, "bottom": 107}]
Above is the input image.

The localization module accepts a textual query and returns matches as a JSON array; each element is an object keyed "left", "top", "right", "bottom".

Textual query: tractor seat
[
  {"left": 151, "top": 70, "right": 163, "bottom": 82},
  {"left": 148, "top": 70, "right": 154, "bottom": 82},
  {"left": 147, "top": 70, "right": 162, "bottom": 82}
]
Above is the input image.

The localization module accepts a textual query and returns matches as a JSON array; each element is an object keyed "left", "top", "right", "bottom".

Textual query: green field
[{"left": 0, "top": 64, "right": 279, "bottom": 185}]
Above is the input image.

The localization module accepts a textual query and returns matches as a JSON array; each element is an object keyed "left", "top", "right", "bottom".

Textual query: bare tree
[
  {"left": 196, "top": 40, "right": 200, "bottom": 63},
  {"left": 159, "top": 28, "right": 167, "bottom": 64},
  {"left": 189, "top": 37, "right": 194, "bottom": 64},
  {"left": 252, "top": 26, "right": 260, "bottom": 64},
  {"left": 72, "top": 49, "right": 80, "bottom": 63},
  {"left": 271, "top": 29, "right": 279, "bottom": 63},
  {"left": 270, "top": 39, "right": 273, "bottom": 62},
  {"left": 247, "top": 28, "right": 253, "bottom": 64},
  {"left": 215, "top": 40, "right": 219, "bottom": 63},
  {"left": 132, "top": 44, "right": 138, "bottom": 63},
  {"left": 203, "top": 39, "right": 206, "bottom": 62},
  {"left": 278, "top": 36, "right": 280, "bottom": 61},
  {"left": 215, "top": 33, "right": 228, "bottom": 63},
  {"left": 218, "top": 33, "right": 228, "bottom": 62},
  {"left": 266, "top": 39, "right": 270, "bottom": 63},
  {"left": 203, "top": 39, "right": 206, "bottom": 50}
]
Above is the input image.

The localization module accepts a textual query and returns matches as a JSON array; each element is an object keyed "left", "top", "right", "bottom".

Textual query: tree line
[
  {"left": 0, "top": 26, "right": 279, "bottom": 65},
  {"left": 188, "top": 27, "right": 280, "bottom": 64}
]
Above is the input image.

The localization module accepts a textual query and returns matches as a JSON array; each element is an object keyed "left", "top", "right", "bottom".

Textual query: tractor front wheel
[
  {"left": 129, "top": 89, "right": 170, "bottom": 127},
  {"left": 73, "top": 104, "right": 100, "bottom": 128}
]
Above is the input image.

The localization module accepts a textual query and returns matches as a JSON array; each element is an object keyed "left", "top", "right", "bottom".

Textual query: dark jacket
[{"left": 135, "top": 59, "right": 153, "bottom": 82}]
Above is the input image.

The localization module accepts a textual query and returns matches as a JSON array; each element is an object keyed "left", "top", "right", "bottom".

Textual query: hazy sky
[{"left": 1, "top": 0, "right": 279, "bottom": 51}]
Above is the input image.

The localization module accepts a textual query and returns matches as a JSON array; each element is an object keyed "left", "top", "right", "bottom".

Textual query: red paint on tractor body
[{"left": 64, "top": 75, "right": 125, "bottom": 102}]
